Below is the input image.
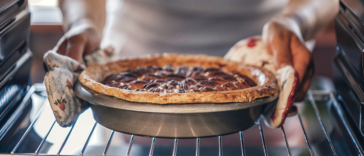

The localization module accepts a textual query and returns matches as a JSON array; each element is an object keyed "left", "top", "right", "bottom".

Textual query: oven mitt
[
  {"left": 44, "top": 46, "right": 115, "bottom": 127},
  {"left": 224, "top": 36, "right": 299, "bottom": 127}
]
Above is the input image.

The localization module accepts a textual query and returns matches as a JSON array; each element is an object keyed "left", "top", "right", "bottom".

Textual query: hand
[
  {"left": 262, "top": 21, "right": 314, "bottom": 101},
  {"left": 54, "top": 21, "right": 101, "bottom": 63}
]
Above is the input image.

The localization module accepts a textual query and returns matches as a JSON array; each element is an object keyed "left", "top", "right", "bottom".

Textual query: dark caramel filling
[{"left": 102, "top": 65, "right": 257, "bottom": 93}]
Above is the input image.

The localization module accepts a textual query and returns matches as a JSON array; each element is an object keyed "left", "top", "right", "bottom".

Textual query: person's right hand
[
  {"left": 54, "top": 21, "right": 101, "bottom": 63},
  {"left": 262, "top": 21, "right": 314, "bottom": 102}
]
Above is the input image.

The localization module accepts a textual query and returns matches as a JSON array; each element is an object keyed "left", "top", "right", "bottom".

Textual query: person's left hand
[{"left": 262, "top": 21, "right": 314, "bottom": 101}]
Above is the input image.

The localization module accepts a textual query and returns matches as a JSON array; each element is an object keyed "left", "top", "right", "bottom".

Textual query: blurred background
[{"left": 28, "top": 0, "right": 61, "bottom": 84}]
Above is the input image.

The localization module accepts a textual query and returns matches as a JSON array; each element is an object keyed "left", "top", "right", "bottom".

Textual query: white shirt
[{"left": 101, "top": 0, "right": 288, "bottom": 57}]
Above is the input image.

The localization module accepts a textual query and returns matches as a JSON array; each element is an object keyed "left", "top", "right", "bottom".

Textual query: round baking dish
[{"left": 74, "top": 81, "right": 277, "bottom": 138}]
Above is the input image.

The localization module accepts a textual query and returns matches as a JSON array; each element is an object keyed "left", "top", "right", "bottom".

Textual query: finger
[
  {"left": 295, "top": 80, "right": 310, "bottom": 101},
  {"left": 65, "top": 35, "right": 87, "bottom": 63},
  {"left": 295, "top": 77, "right": 311, "bottom": 101},
  {"left": 266, "top": 30, "right": 293, "bottom": 69},
  {"left": 295, "top": 65, "right": 314, "bottom": 101},
  {"left": 83, "top": 29, "right": 101, "bottom": 55},
  {"left": 290, "top": 34, "right": 313, "bottom": 85},
  {"left": 290, "top": 35, "right": 313, "bottom": 101},
  {"left": 287, "top": 105, "right": 298, "bottom": 117},
  {"left": 84, "top": 41, "right": 100, "bottom": 56}
]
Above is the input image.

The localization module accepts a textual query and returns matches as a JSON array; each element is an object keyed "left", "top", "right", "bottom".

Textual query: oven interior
[
  {"left": 1, "top": 0, "right": 364, "bottom": 156},
  {"left": 0, "top": 76, "right": 362, "bottom": 156}
]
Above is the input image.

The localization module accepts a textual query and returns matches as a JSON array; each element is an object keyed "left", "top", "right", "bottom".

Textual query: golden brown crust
[{"left": 79, "top": 53, "right": 278, "bottom": 104}]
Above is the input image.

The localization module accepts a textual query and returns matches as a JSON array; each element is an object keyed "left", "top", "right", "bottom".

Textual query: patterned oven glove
[
  {"left": 44, "top": 47, "right": 115, "bottom": 127},
  {"left": 224, "top": 37, "right": 298, "bottom": 127}
]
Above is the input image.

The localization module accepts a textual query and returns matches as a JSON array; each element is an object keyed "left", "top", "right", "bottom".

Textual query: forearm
[
  {"left": 272, "top": 0, "right": 339, "bottom": 41},
  {"left": 59, "top": 0, "right": 106, "bottom": 35}
]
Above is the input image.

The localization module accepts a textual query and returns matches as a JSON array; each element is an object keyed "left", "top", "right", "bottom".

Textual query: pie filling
[{"left": 102, "top": 65, "right": 257, "bottom": 93}]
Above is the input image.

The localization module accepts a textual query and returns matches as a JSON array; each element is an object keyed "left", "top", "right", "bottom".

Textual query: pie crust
[{"left": 79, "top": 54, "right": 278, "bottom": 104}]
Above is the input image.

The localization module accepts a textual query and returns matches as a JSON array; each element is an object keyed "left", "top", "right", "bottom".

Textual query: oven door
[
  {"left": 334, "top": 1, "right": 364, "bottom": 136},
  {"left": 0, "top": 0, "right": 26, "bottom": 27},
  {"left": 0, "top": 10, "right": 30, "bottom": 65}
]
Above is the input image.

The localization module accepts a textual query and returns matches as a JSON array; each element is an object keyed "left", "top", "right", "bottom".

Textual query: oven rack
[{"left": 1, "top": 84, "right": 363, "bottom": 156}]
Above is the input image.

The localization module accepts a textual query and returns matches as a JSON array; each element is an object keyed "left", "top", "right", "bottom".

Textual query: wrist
[
  {"left": 269, "top": 15, "right": 304, "bottom": 41},
  {"left": 67, "top": 19, "right": 102, "bottom": 36}
]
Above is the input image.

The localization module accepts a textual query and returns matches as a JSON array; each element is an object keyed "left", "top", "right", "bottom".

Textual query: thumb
[{"left": 65, "top": 35, "right": 87, "bottom": 63}]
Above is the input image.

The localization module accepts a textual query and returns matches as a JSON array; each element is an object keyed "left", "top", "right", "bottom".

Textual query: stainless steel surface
[
  {"left": 74, "top": 81, "right": 277, "bottom": 138},
  {"left": 328, "top": 91, "right": 364, "bottom": 154},
  {"left": 336, "top": 12, "right": 364, "bottom": 52},
  {"left": 239, "top": 131, "right": 245, "bottom": 156},
  {"left": 341, "top": 0, "right": 364, "bottom": 25},
  {"left": 10, "top": 101, "right": 44, "bottom": 154},
  {"left": 149, "top": 137, "right": 156, "bottom": 156},
  {"left": 103, "top": 131, "right": 114, "bottom": 156},
  {"left": 334, "top": 51, "right": 364, "bottom": 135},
  {"left": 172, "top": 139, "right": 177, "bottom": 156},
  {"left": 335, "top": 1, "right": 364, "bottom": 141},
  {"left": 34, "top": 120, "right": 56, "bottom": 155},
  {"left": 0, "top": 9, "right": 29, "bottom": 63},
  {"left": 361, "top": 105, "right": 364, "bottom": 134},
  {"left": 218, "top": 136, "right": 222, "bottom": 156},
  {"left": 57, "top": 122, "right": 76, "bottom": 155},
  {"left": 335, "top": 6, "right": 364, "bottom": 79},
  {"left": 0, "top": 0, "right": 26, "bottom": 28},
  {"left": 281, "top": 127, "right": 292, "bottom": 156},
  {"left": 259, "top": 120, "right": 268, "bottom": 156},
  {"left": 80, "top": 122, "right": 97, "bottom": 156},
  {"left": 307, "top": 91, "right": 338, "bottom": 156},
  {"left": 195, "top": 138, "right": 200, "bottom": 156},
  {"left": 333, "top": 53, "right": 364, "bottom": 104},
  {"left": 126, "top": 135, "right": 134, "bottom": 156},
  {"left": 0, "top": 74, "right": 34, "bottom": 141},
  {"left": 0, "top": 50, "right": 32, "bottom": 88},
  {"left": 297, "top": 113, "right": 315, "bottom": 156}
]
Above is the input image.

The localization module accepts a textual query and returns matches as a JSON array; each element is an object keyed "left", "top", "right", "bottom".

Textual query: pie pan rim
[{"left": 79, "top": 53, "right": 278, "bottom": 104}]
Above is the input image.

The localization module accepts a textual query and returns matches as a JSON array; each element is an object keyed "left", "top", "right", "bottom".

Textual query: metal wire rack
[{"left": 1, "top": 84, "right": 363, "bottom": 156}]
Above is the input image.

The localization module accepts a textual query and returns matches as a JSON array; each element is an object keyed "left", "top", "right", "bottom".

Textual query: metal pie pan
[{"left": 74, "top": 81, "right": 277, "bottom": 138}]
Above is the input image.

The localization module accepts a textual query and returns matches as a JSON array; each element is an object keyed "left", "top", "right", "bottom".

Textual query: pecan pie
[{"left": 79, "top": 54, "right": 278, "bottom": 104}]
